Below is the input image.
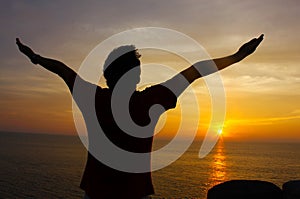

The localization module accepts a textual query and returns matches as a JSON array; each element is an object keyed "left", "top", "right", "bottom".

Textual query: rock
[
  {"left": 282, "top": 180, "right": 300, "bottom": 199},
  {"left": 207, "top": 180, "right": 282, "bottom": 199}
]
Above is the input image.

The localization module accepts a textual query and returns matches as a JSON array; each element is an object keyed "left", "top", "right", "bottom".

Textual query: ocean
[{"left": 0, "top": 132, "right": 300, "bottom": 199}]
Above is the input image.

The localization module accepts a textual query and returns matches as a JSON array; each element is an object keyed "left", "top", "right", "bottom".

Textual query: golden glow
[{"left": 208, "top": 140, "right": 227, "bottom": 188}]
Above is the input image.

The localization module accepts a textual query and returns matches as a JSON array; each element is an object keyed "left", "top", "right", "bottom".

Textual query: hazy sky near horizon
[{"left": 0, "top": 1, "right": 299, "bottom": 141}]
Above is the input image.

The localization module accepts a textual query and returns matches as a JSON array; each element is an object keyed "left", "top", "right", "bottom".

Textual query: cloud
[
  {"left": 221, "top": 62, "right": 300, "bottom": 95},
  {"left": 227, "top": 114, "right": 300, "bottom": 126}
]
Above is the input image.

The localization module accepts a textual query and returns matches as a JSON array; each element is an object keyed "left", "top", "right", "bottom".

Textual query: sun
[{"left": 217, "top": 129, "right": 223, "bottom": 135}]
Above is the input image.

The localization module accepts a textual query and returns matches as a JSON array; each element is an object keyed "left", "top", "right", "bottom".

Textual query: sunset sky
[{"left": 0, "top": 0, "right": 299, "bottom": 142}]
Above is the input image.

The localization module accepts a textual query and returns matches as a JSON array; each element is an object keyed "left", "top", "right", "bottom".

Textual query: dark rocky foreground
[{"left": 207, "top": 180, "right": 300, "bottom": 199}]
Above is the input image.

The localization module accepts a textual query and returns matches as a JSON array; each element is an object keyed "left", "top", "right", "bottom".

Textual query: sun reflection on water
[{"left": 207, "top": 138, "right": 227, "bottom": 188}]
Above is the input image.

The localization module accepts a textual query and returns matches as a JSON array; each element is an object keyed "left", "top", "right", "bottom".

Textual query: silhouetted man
[{"left": 16, "top": 34, "right": 263, "bottom": 199}]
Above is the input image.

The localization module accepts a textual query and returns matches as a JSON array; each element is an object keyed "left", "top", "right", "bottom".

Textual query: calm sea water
[{"left": 0, "top": 132, "right": 300, "bottom": 199}]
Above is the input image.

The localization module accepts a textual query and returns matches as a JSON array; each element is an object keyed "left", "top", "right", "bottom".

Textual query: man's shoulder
[{"left": 140, "top": 84, "right": 168, "bottom": 93}]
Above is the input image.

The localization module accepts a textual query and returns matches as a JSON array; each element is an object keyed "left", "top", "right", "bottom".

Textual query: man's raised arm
[
  {"left": 16, "top": 38, "right": 81, "bottom": 92},
  {"left": 161, "top": 34, "right": 264, "bottom": 97}
]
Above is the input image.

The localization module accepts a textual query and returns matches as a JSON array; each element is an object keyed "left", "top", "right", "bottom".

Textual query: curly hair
[{"left": 103, "top": 45, "right": 141, "bottom": 89}]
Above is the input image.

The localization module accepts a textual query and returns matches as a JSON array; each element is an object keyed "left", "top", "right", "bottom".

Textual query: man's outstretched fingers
[
  {"left": 16, "top": 38, "right": 21, "bottom": 45},
  {"left": 257, "top": 34, "right": 264, "bottom": 43},
  {"left": 259, "top": 34, "right": 264, "bottom": 40}
]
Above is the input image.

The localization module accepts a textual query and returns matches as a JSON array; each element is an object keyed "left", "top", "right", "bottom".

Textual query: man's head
[{"left": 103, "top": 45, "right": 141, "bottom": 89}]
